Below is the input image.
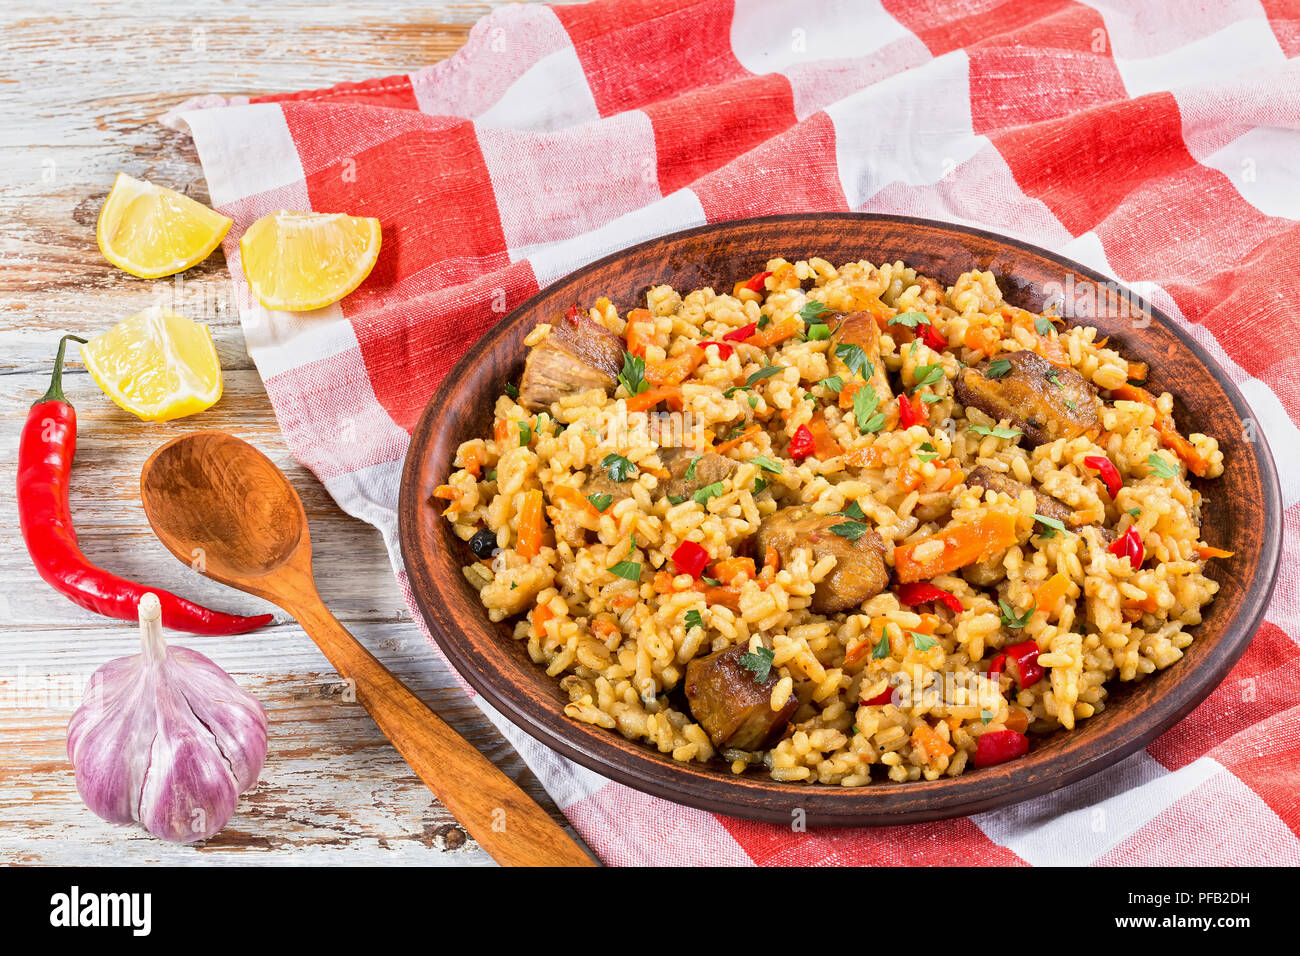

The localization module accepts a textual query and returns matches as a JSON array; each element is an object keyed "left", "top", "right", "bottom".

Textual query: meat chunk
[
  {"left": 955, "top": 350, "right": 1100, "bottom": 446},
  {"left": 966, "top": 465, "right": 1113, "bottom": 541},
  {"left": 684, "top": 643, "right": 797, "bottom": 750},
  {"left": 834, "top": 311, "right": 894, "bottom": 421},
  {"left": 756, "top": 505, "right": 890, "bottom": 614},
  {"left": 966, "top": 466, "right": 1073, "bottom": 525},
  {"left": 658, "top": 448, "right": 737, "bottom": 500},
  {"left": 518, "top": 309, "right": 625, "bottom": 411}
]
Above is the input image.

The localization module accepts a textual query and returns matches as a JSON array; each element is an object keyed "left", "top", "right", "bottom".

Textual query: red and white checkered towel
[{"left": 169, "top": 0, "right": 1300, "bottom": 866}]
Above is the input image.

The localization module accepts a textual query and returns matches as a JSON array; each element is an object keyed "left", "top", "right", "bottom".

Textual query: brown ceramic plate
[{"left": 398, "top": 213, "right": 1281, "bottom": 826}]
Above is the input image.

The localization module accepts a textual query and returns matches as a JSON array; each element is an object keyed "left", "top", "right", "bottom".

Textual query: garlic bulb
[{"left": 67, "top": 593, "right": 268, "bottom": 843}]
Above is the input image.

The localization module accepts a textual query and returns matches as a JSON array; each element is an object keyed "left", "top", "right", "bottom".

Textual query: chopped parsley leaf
[
  {"left": 684, "top": 609, "right": 704, "bottom": 632},
  {"left": 745, "top": 365, "right": 785, "bottom": 387},
  {"left": 739, "top": 645, "right": 775, "bottom": 682},
  {"left": 753, "top": 477, "right": 768, "bottom": 495},
  {"left": 798, "top": 301, "right": 828, "bottom": 323},
  {"left": 829, "top": 520, "right": 870, "bottom": 540},
  {"left": 985, "top": 358, "right": 1014, "bottom": 379},
  {"left": 751, "top": 455, "right": 783, "bottom": 474},
  {"left": 518, "top": 421, "right": 533, "bottom": 446},
  {"left": 805, "top": 323, "right": 833, "bottom": 341},
  {"left": 834, "top": 343, "right": 874, "bottom": 381},
  {"left": 911, "top": 363, "right": 944, "bottom": 391},
  {"left": 852, "top": 383, "right": 881, "bottom": 433},
  {"left": 701, "top": 575, "right": 720, "bottom": 587},
  {"left": 1147, "top": 453, "right": 1178, "bottom": 479},
  {"left": 838, "top": 500, "right": 865, "bottom": 521},
  {"left": 818, "top": 375, "right": 844, "bottom": 393},
  {"left": 921, "top": 393, "right": 944, "bottom": 403},
  {"left": 692, "top": 481, "right": 726, "bottom": 505},
  {"left": 684, "top": 456, "right": 701, "bottom": 481},
  {"left": 601, "top": 453, "right": 637, "bottom": 482},
  {"left": 757, "top": 313, "right": 771, "bottom": 329},
  {"left": 618, "top": 352, "right": 650, "bottom": 396},
  {"left": 504, "top": 382, "right": 519, "bottom": 399},
  {"left": 667, "top": 493, "right": 687, "bottom": 505},
  {"left": 969, "top": 424, "right": 1023, "bottom": 440},
  {"left": 1033, "top": 513, "right": 1069, "bottom": 536},
  {"left": 586, "top": 493, "right": 613, "bottom": 513},
  {"left": 980, "top": 709, "right": 994, "bottom": 725},
  {"left": 911, "top": 632, "right": 938, "bottom": 651},
  {"left": 1127, "top": 507, "right": 1142, "bottom": 518},
  {"left": 1035, "top": 316, "right": 1054, "bottom": 335},
  {"left": 999, "top": 599, "right": 1035, "bottom": 629},
  {"left": 872, "top": 631, "right": 891, "bottom": 660},
  {"left": 1046, "top": 369, "right": 1063, "bottom": 388},
  {"left": 889, "top": 311, "right": 930, "bottom": 328}
]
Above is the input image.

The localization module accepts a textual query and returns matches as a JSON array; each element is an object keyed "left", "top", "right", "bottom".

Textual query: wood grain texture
[
  {"left": 0, "top": 0, "right": 589, "bottom": 865},
  {"left": 400, "top": 212, "right": 1283, "bottom": 826}
]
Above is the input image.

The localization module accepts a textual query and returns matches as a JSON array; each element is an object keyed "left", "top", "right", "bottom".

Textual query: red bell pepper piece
[
  {"left": 724, "top": 323, "right": 757, "bottom": 343},
  {"left": 1083, "top": 454, "right": 1122, "bottom": 499},
  {"left": 987, "top": 653, "right": 1007, "bottom": 682},
  {"left": 974, "top": 729, "right": 1029, "bottom": 767},
  {"left": 787, "top": 424, "right": 816, "bottom": 461},
  {"left": 897, "top": 392, "right": 926, "bottom": 429},
  {"left": 1109, "top": 525, "right": 1144, "bottom": 568},
  {"left": 743, "top": 270, "right": 772, "bottom": 293},
  {"left": 671, "top": 540, "right": 710, "bottom": 578},
  {"left": 1005, "top": 639, "right": 1044, "bottom": 687},
  {"left": 862, "top": 687, "right": 894, "bottom": 706},
  {"left": 697, "top": 340, "right": 735, "bottom": 359},
  {"left": 919, "top": 320, "right": 947, "bottom": 352},
  {"left": 896, "top": 581, "right": 963, "bottom": 615}
]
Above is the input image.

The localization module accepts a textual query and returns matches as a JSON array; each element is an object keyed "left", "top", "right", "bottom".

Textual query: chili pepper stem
[{"left": 37, "top": 334, "right": 88, "bottom": 406}]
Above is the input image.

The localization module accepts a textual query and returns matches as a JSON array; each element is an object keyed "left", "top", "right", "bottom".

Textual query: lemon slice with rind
[
  {"left": 239, "top": 210, "right": 382, "bottom": 312},
  {"left": 81, "top": 307, "right": 223, "bottom": 422},
  {"left": 96, "top": 173, "right": 232, "bottom": 279}
]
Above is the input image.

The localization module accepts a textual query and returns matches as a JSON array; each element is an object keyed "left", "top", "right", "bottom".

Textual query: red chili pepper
[
  {"left": 724, "top": 323, "right": 757, "bottom": 343},
  {"left": 743, "top": 270, "right": 772, "bottom": 293},
  {"left": 671, "top": 540, "right": 710, "bottom": 578},
  {"left": 1108, "top": 525, "right": 1144, "bottom": 568},
  {"left": 787, "top": 424, "right": 815, "bottom": 461},
  {"left": 919, "top": 320, "right": 947, "bottom": 352},
  {"left": 1005, "top": 639, "right": 1044, "bottom": 687},
  {"left": 862, "top": 687, "right": 894, "bottom": 706},
  {"left": 897, "top": 392, "right": 927, "bottom": 429},
  {"left": 564, "top": 304, "right": 584, "bottom": 325},
  {"left": 17, "top": 335, "right": 274, "bottom": 637},
  {"left": 896, "top": 581, "right": 963, "bottom": 615},
  {"left": 1083, "top": 454, "right": 1122, "bottom": 498},
  {"left": 974, "top": 729, "right": 1029, "bottom": 767},
  {"left": 697, "top": 340, "right": 735, "bottom": 359},
  {"left": 987, "top": 653, "right": 1007, "bottom": 682}
]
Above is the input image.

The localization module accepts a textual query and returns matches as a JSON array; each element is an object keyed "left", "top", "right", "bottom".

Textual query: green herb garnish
[
  {"left": 1035, "top": 316, "right": 1053, "bottom": 335},
  {"left": 829, "top": 520, "right": 870, "bottom": 540},
  {"left": 834, "top": 343, "right": 874, "bottom": 381},
  {"left": 872, "top": 631, "right": 891, "bottom": 660},
  {"left": 618, "top": 351, "right": 650, "bottom": 396},
  {"left": 504, "top": 382, "right": 519, "bottom": 399},
  {"left": 889, "top": 311, "right": 930, "bottom": 328},
  {"left": 738, "top": 645, "right": 775, "bottom": 682},
  {"left": 693, "top": 481, "right": 726, "bottom": 505},
  {"left": 916, "top": 441, "right": 938, "bottom": 463},
  {"left": 518, "top": 421, "right": 533, "bottom": 446},
  {"left": 852, "top": 383, "right": 881, "bottom": 433},
  {"left": 667, "top": 493, "right": 687, "bottom": 505},
  {"left": 1147, "top": 453, "right": 1178, "bottom": 479},
  {"left": 839, "top": 500, "right": 866, "bottom": 521},
  {"left": 751, "top": 455, "right": 783, "bottom": 474},
  {"left": 753, "top": 477, "right": 768, "bottom": 495},
  {"left": 806, "top": 323, "right": 833, "bottom": 341},
  {"left": 999, "top": 600, "right": 1035, "bottom": 629},
  {"left": 1127, "top": 507, "right": 1142, "bottom": 518},
  {"left": 586, "top": 493, "right": 613, "bottom": 513},
  {"left": 684, "top": 609, "right": 704, "bottom": 632},
  {"left": 798, "top": 301, "right": 828, "bottom": 323},
  {"left": 701, "top": 575, "right": 721, "bottom": 586},
  {"left": 757, "top": 313, "right": 771, "bottom": 329},
  {"left": 745, "top": 364, "right": 785, "bottom": 387},
  {"left": 684, "top": 456, "right": 701, "bottom": 481},
  {"left": 911, "top": 363, "right": 944, "bottom": 391},
  {"left": 818, "top": 375, "right": 844, "bottom": 393},
  {"left": 969, "top": 424, "right": 1023, "bottom": 439},
  {"left": 981, "top": 709, "right": 994, "bottom": 725},
  {"left": 921, "top": 393, "right": 944, "bottom": 403},
  {"left": 985, "top": 358, "right": 1013, "bottom": 379},
  {"left": 486, "top": 469, "right": 497, "bottom": 481},
  {"left": 911, "top": 632, "right": 938, "bottom": 651},
  {"left": 1033, "top": 513, "right": 1068, "bottom": 537},
  {"left": 602, "top": 453, "right": 637, "bottom": 482}
]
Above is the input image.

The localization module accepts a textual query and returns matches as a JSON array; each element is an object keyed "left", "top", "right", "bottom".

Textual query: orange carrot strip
[
  {"left": 1034, "top": 572, "right": 1072, "bottom": 618},
  {"left": 590, "top": 616, "right": 621, "bottom": 641},
  {"left": 894, "top": 511, "right": 1021, "bottom": 583},
  {"left": 911, "top": 724, "right": 955, "bottom": 761},
  {"left": 625, "top": 385, "right": 682, "bottom": 413},
  {"left": 838, "top": 379, "right": 865, "bottom": 410},
  {"left": 747, "top": 315, "right": 801, "bottom": 348},
  {"left": 963, "top": 323, "right": 1001, "bottom": 356},
  {"left": 844, "top": 444, "right": 887, "bottom": 469},
  {"left": 532, "top": 602, "right": 555, "bottom": 635},
  {"left": 763, "top": 545, "right": 781, "bottom": 574},
  {"left": 551, "top": 485, "right": 600, "bottom": 519},
  {"left": 645, "top": 346, "right": 703, "bottom": 386},
  {"left": 806, "top": 412, "right": 843, "bottom": 459},
  {"left": 516, "top": 489, "right": 545, "bottom": 559},
  {"left": 459, "top": 446, "right": 485, "bottom": 478},
  {"left": 697, "top": 584, "right": 742, "bottom": 612},
  {"left": 625, "top": 308, "right": 654, "bottom": 358},
  {"left": 493, "top": 419, "right": 512, "bottom": 446},
  {"left": 1004, "top": 709, "right": 1030, "bottom": 734},
  {"left": 712, "top": 557, "right": 756, "bottom": 585},
  {"left": 714, "top": 423, "right": 761, "bottom": 454},
  {"left": 1197, "top": 545, "right": 1235, "bottom": 560}
]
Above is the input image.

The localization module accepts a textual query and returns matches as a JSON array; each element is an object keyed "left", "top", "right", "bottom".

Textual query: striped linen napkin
[{"left": 169, "top": 0, "right": 1300, "bottom": 866}]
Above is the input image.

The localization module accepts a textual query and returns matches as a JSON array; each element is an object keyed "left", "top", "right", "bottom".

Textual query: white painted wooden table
[{"left": 0, "top": 0, "right": 587, "bottom": 865}]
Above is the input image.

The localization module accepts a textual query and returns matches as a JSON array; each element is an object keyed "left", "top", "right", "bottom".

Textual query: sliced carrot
[
  {"left": 516, "top": 488, "right": 545, "bottom": 559},
  {"left": 645, "top": 346, "right": 703, "bottom": 386},
  {"left": 712, "top": 557, "right": 756, "bottom": 585},
  {"left": 806, "top": 411, "right": 843, "bottom": 459},
  {"left": 459, "top": 445, "right": 485, "bottom": 478},
  {"left": 1107, "top": 383, "right": 1212, "bottom": 477},
  {"left": 610, "top": 593, "right": 637, "bottom": 610},
  {"left": 590, "top": 616, "right": 621, "bottom": 641},
  {"left": 625, "top": 385, "right": 683, "bottom": 413},
  {"left": 625, "top": 308, "right": 654, "bottom": 358},
  {"left": 551, "top": 485, "right": 600, "bottom": 519},
  {"left": 1197, "top": 545, "right": 1235, "bottom": 560},
  {"left": 433, "top": 484, "right": 462, "bottom": 515},
  {"left": 763, "top": 545, "right": 781, "bottom": 574},
  {"left": 697, "top": 584, "right": 742, "bottom": 612},
  {"left": 1127, "top": 361, "right": 1149, "bottom": 382},
  {"left": 915, "top": 613, "right": 940, "bottom": 636},
  {"left": 894, "top": 511, "right": 1021, "bottom": 583},
  {"left": 532, "top": 602, "right": 555, "bottom": 635},
  {"left": 843, "top": 640, "right": 872, "bottom": 669},
  {"left": 714, "top": 423, "right": 760, "bottom": 454},
  {"left": 1034, "top": 572, "right": 1072, "bottom": 618},
  {"left": 897, "top": 459, "right": 924, "bottom": 493},
  {"left": 844, "top": 444, "right": 887, "bottom": 469},
  {"left": 493, "top": 418, "right": 512, "bottom": 446},
  {"left": 838, "top": 378, "right": 866, "bottom": 410},
  {"left": 1004, "top": 709, "right": 1030, "bottom": 734},
  {"left": 747, "top": 315, "right": 801, "bottom": 348},
  {"left": 911, "top": 723, "right": 955, "bottom": 761},
  {"left": 963, "top": 323, "right": 1001, "bottom": 356}
]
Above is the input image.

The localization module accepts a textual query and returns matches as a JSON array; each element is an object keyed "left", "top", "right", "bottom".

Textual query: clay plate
[{"left": 398, "top": 213, "right": 1281, "bottom": 826}]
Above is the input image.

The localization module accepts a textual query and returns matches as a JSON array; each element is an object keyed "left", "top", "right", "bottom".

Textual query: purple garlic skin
[{"left": 67, "top": 594, "right": 268, "bottom": 843}]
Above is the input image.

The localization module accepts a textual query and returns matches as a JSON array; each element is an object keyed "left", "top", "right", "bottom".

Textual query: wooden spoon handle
[{"left": 290, "top": 597, "right": 595, "bottom": 867}]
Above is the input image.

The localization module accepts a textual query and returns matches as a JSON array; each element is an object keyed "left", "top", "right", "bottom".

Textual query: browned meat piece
[
  {"left": 684, "top": 643, "right": 797, "bottom": 750},
  {"left": 834, "top": 311, "right": 895, "bottom": 423},
  {"left": 756, "top": 505, "right": 890, "bottom": 614},
  {"left": 658, "top": 448, "right": 737, "bottom": 500},
  {"left": 966, "top": 466, "right": 1073, "bottom": 525},
  {"left": 966, "top": 465, "right": 1113, "bottom": 541},
  {"left": 954, "top": 350, "right": 1100, "bottom": 446},
  {"left": 518, "top": 310, "right": 625, "bottom": 411},
  {"left": 581, "top": 469, "right": 631, "bottom": 505}
]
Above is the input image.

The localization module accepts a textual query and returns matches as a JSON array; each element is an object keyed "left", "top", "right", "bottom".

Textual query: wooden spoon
[{"left": 140, "top": 432, "right": 595, "bottom": 867}]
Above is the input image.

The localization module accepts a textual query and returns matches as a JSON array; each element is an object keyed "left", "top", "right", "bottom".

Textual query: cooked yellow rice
[{"left": 438, "top": 257, "right": 1226, "bottom": 785}]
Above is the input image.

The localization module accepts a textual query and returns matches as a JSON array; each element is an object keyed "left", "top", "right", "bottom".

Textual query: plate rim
[{"left": 398, "top": 211, "right": 1282, "bottom": 826}]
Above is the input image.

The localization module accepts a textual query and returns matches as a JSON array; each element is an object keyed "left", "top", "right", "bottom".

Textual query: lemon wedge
[
  {"left": 96, "top": 173, "right": 232, "bottom": 279},
  {"left": 81, "top": 307, "right": 223, "bottom": 422},
  {"left": 239, "top": 210, "right": 381, "bottom": 311}
]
